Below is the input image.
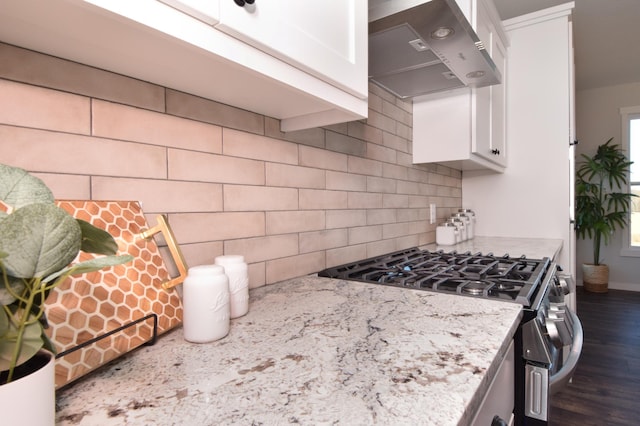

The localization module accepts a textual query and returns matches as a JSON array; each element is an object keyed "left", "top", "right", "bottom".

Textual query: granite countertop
[
  {"left": 423, "top": 236, "right": 564, "bottom": 261},
  {"left": 56, "top": 275, "right": 522, "bottom": 426}
]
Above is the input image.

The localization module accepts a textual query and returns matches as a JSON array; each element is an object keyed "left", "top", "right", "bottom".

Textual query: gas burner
[{"left": 461, "top": 280, "right": 493, "bottom": 295}]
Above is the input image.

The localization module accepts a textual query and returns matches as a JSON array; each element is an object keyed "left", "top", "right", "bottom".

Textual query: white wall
[
  {"left": 575, "top": 82, "right": 640, "bottom": 291},
  {"left": 462, "top": 8, "right": 574, "bottom": 274}
]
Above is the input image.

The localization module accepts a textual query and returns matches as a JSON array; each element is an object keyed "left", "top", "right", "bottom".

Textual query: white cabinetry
[
  {"left": 462, "top": 3, "right": 575, "bottom": 278},
  {"left": 216, "top": 1, "right": 367, "bottom": 99},
  {"left": 413, "top": 0, "right": 508, "bottom": 172},
  {"left": 0, "top": 0, "right": 367, "bottom": 132}
]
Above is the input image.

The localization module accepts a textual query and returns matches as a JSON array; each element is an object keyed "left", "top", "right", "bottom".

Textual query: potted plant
[
  {"left": 574, "top": 138, "right": 636, "bottom": 292},
  {"left": 0, "top": 163, "right": 133, "bottom": 424}
]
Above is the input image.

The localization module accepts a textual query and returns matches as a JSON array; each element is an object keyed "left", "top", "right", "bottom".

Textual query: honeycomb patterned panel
[{"left": 45, "top": 201, "right": 183, "bottom": 388}]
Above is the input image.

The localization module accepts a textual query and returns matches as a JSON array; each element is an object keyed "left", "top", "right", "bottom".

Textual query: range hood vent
[{"left": 369, "top": 0, "right": 501, "bottom": 99}]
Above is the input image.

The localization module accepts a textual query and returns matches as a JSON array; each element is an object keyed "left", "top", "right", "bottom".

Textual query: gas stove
[{"left": 318, "top": 247, "right": 551, "bottom": 308}]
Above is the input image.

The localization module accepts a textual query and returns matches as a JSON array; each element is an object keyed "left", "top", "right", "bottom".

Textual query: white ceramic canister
[
  {"left": 448, "top": 217, "right": 467, "bottom": 241},
  {"left": 215, "top": 255, "right": 249, "bottom": 319},
  {"left": 453, "top": 212, "right": 473, "bottom": 239},
  {"left": 436, "top": 222, "right": 458, "bottom": 245},
  {"left": 458, "top": 209, "right": 476, "bottom": 239},
  {"left": 182, "top": 264, "right": 230, "bottom": 343}
]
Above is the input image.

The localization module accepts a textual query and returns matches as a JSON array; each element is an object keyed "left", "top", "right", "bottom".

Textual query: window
[{"left": 620, "top": 106, "right": 640, "bottom": 256}]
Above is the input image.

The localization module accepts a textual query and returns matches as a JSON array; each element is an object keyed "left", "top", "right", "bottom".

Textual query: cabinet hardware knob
[
  {"left": 570, "top": 140, "right": 579, "bottom": 146},
  {"left": 491, "top": 149, "right": 500, "bottom": 155}
]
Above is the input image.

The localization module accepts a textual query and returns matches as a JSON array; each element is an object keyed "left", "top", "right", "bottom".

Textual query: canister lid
[{"left": 188, "top": 264, "right": 225, "bottom": 276}]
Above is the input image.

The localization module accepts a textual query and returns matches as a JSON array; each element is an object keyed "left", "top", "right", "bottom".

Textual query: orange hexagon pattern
[{"left": 46, "top": 201, "right": 183, "bottom": 388}]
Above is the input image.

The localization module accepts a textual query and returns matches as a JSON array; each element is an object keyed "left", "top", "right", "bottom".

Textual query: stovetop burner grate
[{"left": 318, "top": 247, "right": 551, "bottom": 306}]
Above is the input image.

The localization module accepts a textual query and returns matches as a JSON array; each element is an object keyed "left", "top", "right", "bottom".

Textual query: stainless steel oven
[{"left": 318, "top": 247, "right": 583, "bottom": 425}]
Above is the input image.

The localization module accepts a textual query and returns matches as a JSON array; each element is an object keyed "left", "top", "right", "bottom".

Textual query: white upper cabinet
[
  {"left": 159, "top": 0, "right": 220, "bottom": 24},
  {"left": 412, "top": 0, "right": 508, "bottom": 172},
  {"left": 216, "top": 0, "right": 368, "bottom": 99},
  {"left": 0, "top": 0, "right": 368, "bottom": 132}
]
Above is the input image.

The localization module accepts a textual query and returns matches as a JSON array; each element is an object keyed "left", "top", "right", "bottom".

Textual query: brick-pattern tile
[
  {"left": 224, "top": 234, "right": 299, "bottom": 263},
  {"left": 0, "top": 80, "right": 90, "bottom": 134},
  {"left": 0, "top": 125, "right": 166, "bottom": 178},
  {"left": 92, "top": 177, "right": 223, "bottom": 213},
  {"left": 0, "top": 43, "right": 165, "bottom": 112},
  {"left": 349, "top": 225, "right": 383, "bottom": 245},
  {"left": 326, "top": 244, "right": 367, "bottom": 268},
  {"left": 299, "top": 189, "right": 348, "bottom": 210},
  {"left": 326, "top": 171, "right": 366, "bottom": 192},
  {"left": 168, "top": 149, "right": 264, "bottom": 185},
  {"left": 299, "top": 229, "right": 348, "bottom": 253},
  {"left": 92, "top": 100, "right": 222, "bottom": 153},
  {"left": 266, "top": 252, "right": 325, "bottom": 283},
  {"left": 224, "top": 185, "right": 298, "bottom": 211},
  {"left": 326, "top": 209, "right": 367, "bottom": 229},
  {"left": 166, "top": 89, "right": 263, "bottom": 133},
  {"left": 266, "top": 163, "right": 325, "bottom": 189},
  {"left": 169, "top": 212, "right": 265, "bottom": 243},
  {"left": 266, "top": 210, "right": 325, "bottom": 235},
  {"left": 223, "top": 128, "right": 298, "bottom": 164},
  {"left": 299, "top": 145, "right": 348, "bottom": 172}
]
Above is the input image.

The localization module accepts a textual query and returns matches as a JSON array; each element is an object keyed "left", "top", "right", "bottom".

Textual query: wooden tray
[{"left": 45, "top": 201, "right": 184, "bottom": 388}]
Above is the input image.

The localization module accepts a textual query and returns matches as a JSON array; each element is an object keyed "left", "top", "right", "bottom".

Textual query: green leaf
[
  {"left": 0, "top": 203, "right": 82, "bottom": 278},
  {"left": 0, "top": 311, "right": 44, "bottom": 371},
  {"left": 44, "top": 255, "right": 134, "bottom": 284},
  {"left": 77, "top": 219, "right": 119, "bottom": 255},
  {"left": 0, "top": 276, "right": 26, "bottom": 306},
  {"left": 0, "top": 164, "right": 54, "bottom": 209}
]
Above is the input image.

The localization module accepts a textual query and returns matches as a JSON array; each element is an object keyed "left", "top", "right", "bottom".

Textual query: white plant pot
[{"left": 0, "top": 350, "right": 55, "bottom": 426}]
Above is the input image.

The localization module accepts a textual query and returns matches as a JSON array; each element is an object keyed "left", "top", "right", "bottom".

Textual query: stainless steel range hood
[{"left": 369, "top": 0, "right": 501, "bottom": 99}]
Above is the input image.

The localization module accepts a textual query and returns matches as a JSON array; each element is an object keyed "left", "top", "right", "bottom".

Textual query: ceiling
[{"left": 492, "top": 0, "right": 640, "bottom": 91}]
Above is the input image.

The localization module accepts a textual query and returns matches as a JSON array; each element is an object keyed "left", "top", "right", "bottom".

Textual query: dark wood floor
[{"left": 549, "top": 287, "right": 640, "bottom": 425}]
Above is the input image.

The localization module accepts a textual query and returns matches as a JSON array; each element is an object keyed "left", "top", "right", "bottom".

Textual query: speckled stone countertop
[
  {"left": 56, "top": 275, "right": 522, "bottom": 426},
  {"left": 423, "top": 236, "right": 563, "bottom": 261}
]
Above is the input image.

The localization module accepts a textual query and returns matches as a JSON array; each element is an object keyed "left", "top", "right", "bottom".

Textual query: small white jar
[
  {"left": 436, "top": 222, "right": 458, "bottom": 245},
  {"left": 458, "top": 209, "right": 476, "bottom": 239},
  {"left": 454, "top": 213, "right": 473, "bottom": 239},
  {"left": 448, "top": 217, "right": 467, "bottom": 241},
  {"left": 182, "top": 264, "right": 230, "bottom": 343},
  {"left": 215, "top": 255, "right": 249, "bottom": 319}
]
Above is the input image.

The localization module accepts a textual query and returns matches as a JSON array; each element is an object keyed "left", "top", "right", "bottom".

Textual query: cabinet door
[
  {"left": 216, "top": 0, "right": 367, "bottom": 98},
  {"left": 473, "top": 0, "right": 507, "bottom": 166},
  {"left": 158, "top": 0, "right": 219, "bottom": 24}
]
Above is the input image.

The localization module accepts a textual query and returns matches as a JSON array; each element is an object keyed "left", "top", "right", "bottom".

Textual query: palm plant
[{"left": 575, "top": 137, "right": 636, "bottom": 265}]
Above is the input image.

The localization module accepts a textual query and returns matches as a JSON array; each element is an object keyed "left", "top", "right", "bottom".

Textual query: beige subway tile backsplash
[
  {"left": 266, "top": 251, "right": 325, "bottom": 284},
  {"left": 299, "top": 145, "right": 348, "bottom": 172},
  {"left": 0, "top": 44, "right": 463, "bottom": 287},
  {"left": 224, "top": 234, "right": 299, "bottom": 263},
  {"left": 170, "top": 212, "right": 265, "bottom": 243},
  {"left": 224, "top": 185, "right": 298, "bottom": 212},
  {"left": 299, "top": 229, "right": 348, "bottom": 254},
  {"left": 223, "top": 128, "right": 298, "bottom": 164},
  {"left": 266, "top": 210, "right": 325, "bottom": 235},
  {"left": 266, "top": 163, "right": 325, "bottom": 189},
  {"left": 0, "top": 80, "right": 90, "bottom": 134},
  {"left": 92, "top": 177, "right": 223, "bottom": 213},
  {"left": 92, "top": 100, "right": 223, "bottom": 153},
  {"left": 168, "top": 149, "right": 264, "bottom": 185},
  {"left": 0, "top": 43, "right": 165, "bottom": 112},
  {"left": 0, "top": 125, "right": 166, "bottom": 178}
]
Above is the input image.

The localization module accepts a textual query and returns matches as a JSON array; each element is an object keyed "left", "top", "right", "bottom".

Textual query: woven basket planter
[{"left": 582, "top": 263, "right": 609, "bottom": 293}]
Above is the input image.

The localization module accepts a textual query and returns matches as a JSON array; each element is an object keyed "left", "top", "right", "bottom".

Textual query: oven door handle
[{"left": 549, "top": 308, "right": 583, "bottom": 394}]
